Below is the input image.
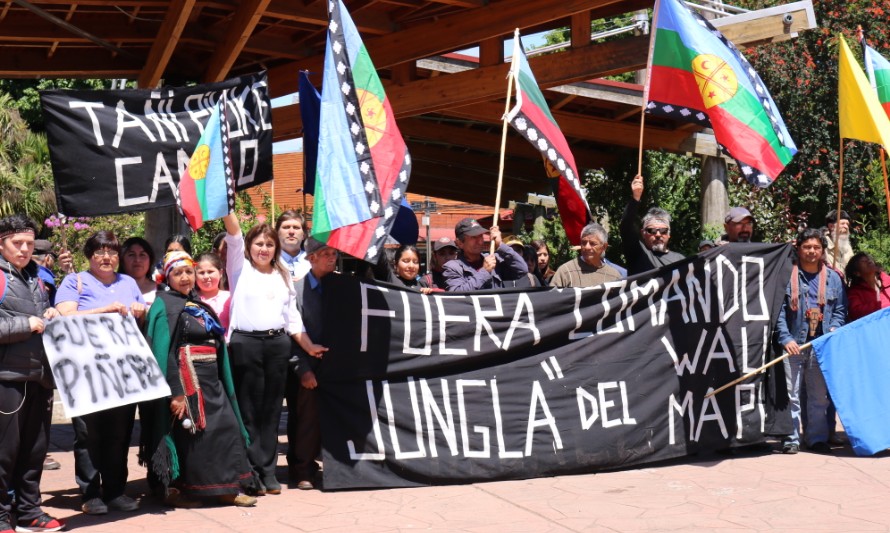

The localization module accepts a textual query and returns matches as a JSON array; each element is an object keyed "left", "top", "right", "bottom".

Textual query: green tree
[{"left": 0, "top": 93, "right": 56, "bottom": 222}]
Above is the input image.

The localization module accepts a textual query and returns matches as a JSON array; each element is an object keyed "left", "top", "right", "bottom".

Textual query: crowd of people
[{"left": 1, "top": 172, "right": 889, "bottom": 531}]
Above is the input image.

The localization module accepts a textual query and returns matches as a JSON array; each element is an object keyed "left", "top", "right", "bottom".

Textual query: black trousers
[
  {"left": 0, "top": 381, "right": 53, "bottom": 523},
  {"left": 229, "top": 331, "right": 290, "bottom": 483},
  {"left": 285, "top": 371, "right": 320, "bottom": 482},
  {"left": 73, "top": 403, "right": 136, "bottom": 501}
]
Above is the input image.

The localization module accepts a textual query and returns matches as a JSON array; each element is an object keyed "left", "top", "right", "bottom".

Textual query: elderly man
[
  {"left": 776, "top": 228, "right": 846, "bottom": 455},
  {"left": 723, "top": 206, "right": 755, "bottom": 243},
  {"left": 0, "top": 215, "right": 64, "bottom": 533},
  {"left": 443, "top": 218, "right": 528, "bottom": 291},
  {"left": 285, "top": 237, "right": 338, "bottom": 490},
  {"left": 551, "top": 223, "right": 622, "bottom": 288},
  {"left": 823, "top": 210, "right": 853, "bottom": 269},
  {"left": 620, "top": 175, "right": 685, "bottom": 275}
]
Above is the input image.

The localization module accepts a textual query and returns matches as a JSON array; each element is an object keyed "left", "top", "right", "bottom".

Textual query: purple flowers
[{"left": 44, "top": 214, "right": 91, "bottom": 231}]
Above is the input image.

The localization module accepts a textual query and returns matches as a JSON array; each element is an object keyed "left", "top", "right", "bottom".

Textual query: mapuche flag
[
  {"left": 310, "top": 0, "right": 411, "bottom": 262},
  {"left": 647, "top": 0, "right": 797, "bottom": 187},
  {"left": 863, "top": 42, "right": 890, "bottom": 119},
  {"left": 505, "top": 29, "right": 592, "bottom": 246},
  {"left": 177, "top": 96, "right": 235, "bottom": 231}
]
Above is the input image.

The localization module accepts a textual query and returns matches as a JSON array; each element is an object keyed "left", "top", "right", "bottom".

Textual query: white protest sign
[{"left": 43, "top": 313, "right": 171, "bottom": 418}]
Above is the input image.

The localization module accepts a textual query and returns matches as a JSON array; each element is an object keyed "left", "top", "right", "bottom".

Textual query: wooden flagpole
[
  {"left": 491, "top": 29, "right": 518, "bottom": 255},
  {"left": 270, "top": 181, "right": 276, "bottom": 223},
  {"left": 833, "top": 139, "right": 844, "bottom": 269},
  {"left": 882, "top": 148, "right": 890, "bottom": 229},
  {"left": 705, "top": 342, "right": 812, "bottom": 398},
  {"left": 637, "top": 0, "right": 661, "bottom": 177}
]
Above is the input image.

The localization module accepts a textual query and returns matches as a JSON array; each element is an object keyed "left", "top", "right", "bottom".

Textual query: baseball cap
[
  {"left": 303, "top": 237, "right": 330, "bottom": 255},
  {"left": 33, "top": 239, "right": 55, "bottom": 256},
  {"left": 724, "top": 207, "right": 754, "bottom": 223},
  {"left": 433, "top": 237, "right": 458, "bottom": 252},
  {"left": 454, "top": 218, "right": 488, "bottom": 239}
]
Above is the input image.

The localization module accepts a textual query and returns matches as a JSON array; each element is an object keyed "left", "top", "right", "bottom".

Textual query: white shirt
[{"left": 225, "top": 232, "right": 305, "bottom": 337}]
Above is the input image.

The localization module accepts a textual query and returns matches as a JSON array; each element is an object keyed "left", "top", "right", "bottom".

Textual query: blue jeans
[{"left": 785, "top": 348, "right": 831, "bottom": 446}]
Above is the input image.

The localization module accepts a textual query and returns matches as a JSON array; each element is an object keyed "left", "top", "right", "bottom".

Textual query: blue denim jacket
[{"left": 776, "top": 266, "right": 847, "bottom": 346}]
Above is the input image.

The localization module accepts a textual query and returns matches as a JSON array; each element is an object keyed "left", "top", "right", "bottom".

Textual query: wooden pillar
[{"left": 700, "top": 155, "right": 729, "bottom": 229}]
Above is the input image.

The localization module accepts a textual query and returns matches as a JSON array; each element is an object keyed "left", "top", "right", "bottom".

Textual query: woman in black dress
[{"left": 144, "top": 251, "right": 256, "bottom": 508}]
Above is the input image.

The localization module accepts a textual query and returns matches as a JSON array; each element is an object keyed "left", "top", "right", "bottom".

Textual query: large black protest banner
[
  {"left": 316, "top": 244, "right": 794, "bottom": 489},
  {"left": 40, "top": 72, "right": 272, "bottom": 216}
]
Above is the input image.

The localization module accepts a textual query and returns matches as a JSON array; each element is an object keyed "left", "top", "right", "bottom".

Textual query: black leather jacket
[{"left": 0, "top": 257, "right": 54, "bottom": 388}]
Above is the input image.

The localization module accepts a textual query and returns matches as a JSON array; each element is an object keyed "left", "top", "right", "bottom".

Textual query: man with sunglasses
[{"left": 620, "top": 175, "right": 685, "bottom": 275}]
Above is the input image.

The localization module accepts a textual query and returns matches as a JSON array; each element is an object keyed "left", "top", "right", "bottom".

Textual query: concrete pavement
[{"left": 32, "top": 414, "right": 890, "bottom": 533}]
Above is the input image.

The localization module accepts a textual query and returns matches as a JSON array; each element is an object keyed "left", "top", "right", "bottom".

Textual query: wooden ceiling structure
[{"left": 0, "top": 0, "right": 815, "bottom": 206}]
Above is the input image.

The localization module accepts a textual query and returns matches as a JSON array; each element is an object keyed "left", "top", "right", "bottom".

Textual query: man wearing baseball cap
[
  {"left": 442, "top": 218, "right": 528, "bottom": 291},
  {"left": 427, "top": 237, "right": 458, "bottom": 290},
  {"left": 723, "top": 207, "right": 755, "bottom": 243}
]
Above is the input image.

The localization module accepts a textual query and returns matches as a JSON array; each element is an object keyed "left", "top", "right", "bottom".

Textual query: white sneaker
[
  {"left": 82, "top": 497, "right": 108, "bottom": 515},
  {"left": 106, "top": 495, "right": 139, "bottom": 512}
]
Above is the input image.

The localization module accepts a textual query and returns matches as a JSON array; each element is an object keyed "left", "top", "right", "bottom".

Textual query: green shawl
[{"left": 142, "top": 289, "right": 249, "bottom": 485}]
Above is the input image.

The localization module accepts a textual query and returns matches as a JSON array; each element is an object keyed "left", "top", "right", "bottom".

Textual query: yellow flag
[{"left": 839, "top": 34, "right": 890, "bottom": 148}]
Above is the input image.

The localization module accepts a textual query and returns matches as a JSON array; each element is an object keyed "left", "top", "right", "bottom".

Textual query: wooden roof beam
[
  {"left": 270, "top": 36, "right": 648, "bottom": 134},
  {"left": 264, "top": 0, "right": 392, "bottom": 35},
  {"left": 0, "top": 47, "right": 144, "bottom": 77},
  {"left": 441, "top": 100, "right": 693, "bottom": 151},
  {"left": 138, "top": 0, "right": 196, "bottom": 88},
  {"left": 398, "top": 118, "right": 616, "bottom": 170},
  {"left": 407, "top": 142, "right": 545, "bottom": 182},
  {"left": 267, "top": 0, "right": 634, "bottom": 97},
  {"left": 202, "top": 0, "right": 272, "bottom": 83}
]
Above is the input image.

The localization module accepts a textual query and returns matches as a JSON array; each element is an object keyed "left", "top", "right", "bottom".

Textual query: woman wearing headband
[{"left": 143, "top": 251, "right": 257, "bottom": 508}]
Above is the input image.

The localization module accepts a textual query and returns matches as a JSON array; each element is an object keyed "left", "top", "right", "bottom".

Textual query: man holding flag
[{"left": 775, "top": 228, "right": 846, "bottom": 455}]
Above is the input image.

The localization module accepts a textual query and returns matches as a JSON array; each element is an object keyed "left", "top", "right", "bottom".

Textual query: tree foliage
[
  {"left": 732, "top": 0, "right": 890, "bottom": 262},
  {"left": 0, "top": 93, "right": 56, "bottom": 222}
]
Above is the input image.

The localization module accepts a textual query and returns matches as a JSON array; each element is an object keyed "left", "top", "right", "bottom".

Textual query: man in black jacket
[
  {"left": 0, "top": 214, "right": 64, "bottom": 532},
  {"left": 620, "top": 175, "right": 685, "bottom": 276},
  {"left": 285, "top": 238, "right": 338, "bottom": 490}
]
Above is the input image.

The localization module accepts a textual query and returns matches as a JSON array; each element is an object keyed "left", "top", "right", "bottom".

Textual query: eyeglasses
[
  {"left": 93, "top": 249, "right": 119, "bottom": 258},
  {"left": 580, "top": 240, "right": 604, "bottom": 248},
  {"left": 644, "top": 227, "right": 670, "bottom": 236}
]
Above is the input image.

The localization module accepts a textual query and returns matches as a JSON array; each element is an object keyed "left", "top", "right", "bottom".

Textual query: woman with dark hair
[
  {"left": 153, "top": 234, "right": 193, "bottom": 284},
  {"left": 144, "top": 251, "right": 256, "bottom": 508},
  {"left": 391, "top": 245, "right": 432, "bottom": 293},
  {"left": 846, "top": 252, "right": 890, "bottom": 321},
  {"left": 531, "top": 239, "right": 555, "bottom": 285},
  {"left": 55, "top": 230, "right": 145, "bottom": 515},
  {"left": 221, "top": 213, "right": 326, "bottom": 495},
  {"left": 120, "top": 236, "right": 157, "bottom": 307}
]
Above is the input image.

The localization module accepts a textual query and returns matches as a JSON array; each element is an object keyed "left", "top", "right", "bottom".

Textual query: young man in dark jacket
[{"left": 0, "top": 214, "right": 64, "bottom": 532}]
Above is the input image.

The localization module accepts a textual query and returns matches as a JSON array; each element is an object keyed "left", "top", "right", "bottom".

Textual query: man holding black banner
[
  {"left": 0, "top": 215, "right": 65, "bottom": 533},
  {"left": 443, "top": 218, "right": 528, "bottom": 291}
]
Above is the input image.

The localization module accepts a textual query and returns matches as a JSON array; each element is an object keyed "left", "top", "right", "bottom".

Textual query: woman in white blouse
[{"left": 222, "top": 213, "right": 326, "bottom": 495}]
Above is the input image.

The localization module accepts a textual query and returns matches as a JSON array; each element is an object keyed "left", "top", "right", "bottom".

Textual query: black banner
[
  {"left": 317, "top": 244, "right": 794, "bottom": 489},
  {"left": 40, "top": 73, "right": 273, "bottom": 216}
]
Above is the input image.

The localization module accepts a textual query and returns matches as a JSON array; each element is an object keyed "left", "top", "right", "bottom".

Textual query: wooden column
[{"left": 700, "top": 155, "right": 729, "bottom": 230}]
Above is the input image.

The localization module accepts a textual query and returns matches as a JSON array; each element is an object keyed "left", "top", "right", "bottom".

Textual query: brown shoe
[
  {"left": 164, "top": 490, "right": 203, "bottom": 509},
  {"left": 297, "top": 480, "right": 313, "bottom": 490},
  {"left": 219, "top": 494, "right": 257, "bottom": 507}
]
